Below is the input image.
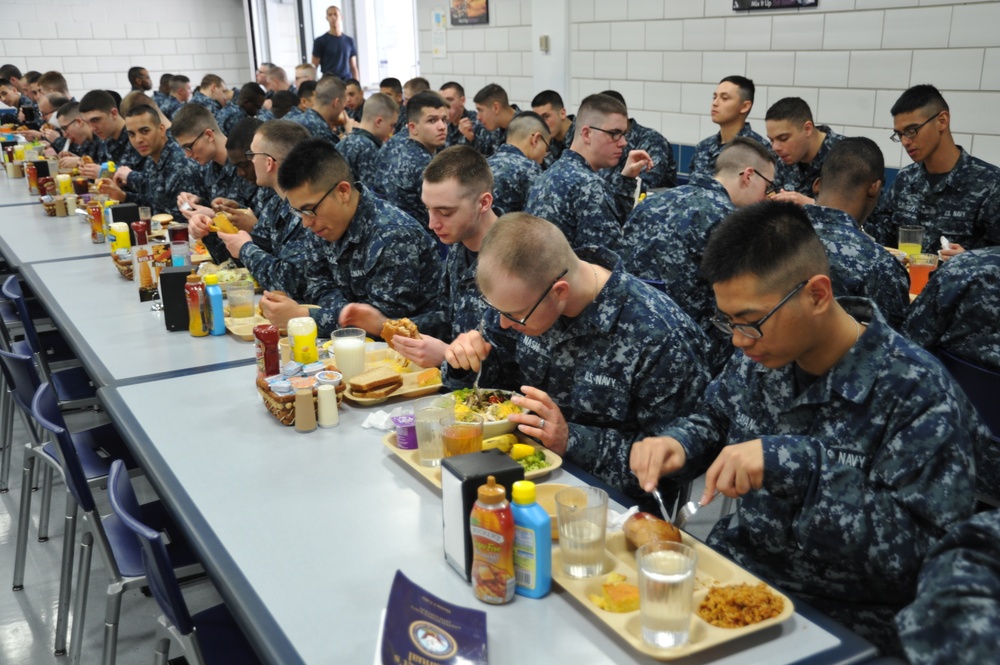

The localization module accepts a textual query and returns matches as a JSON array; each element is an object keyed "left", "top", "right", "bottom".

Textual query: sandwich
[
  {"left": 349, "top": 366, "right": 403, "bottom": 399},
  {"left": 381, "top": 317, "right": 420, "bottom": 350}
]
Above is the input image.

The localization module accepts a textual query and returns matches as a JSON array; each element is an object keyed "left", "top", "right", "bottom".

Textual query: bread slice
[
  {"left": 353, "top": 380, "right": 402, "bottom": 399},
  {"left": 349, "top": 366, "right": 403, "bottom": 395}
]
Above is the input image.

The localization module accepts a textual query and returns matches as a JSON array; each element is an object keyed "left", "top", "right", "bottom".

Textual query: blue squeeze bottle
[
  {"left": 511, "top": 480, "right": 552, "bottom": 598},
  {"left": 203, "top": 274, "right": 226, "bottom": 336}
]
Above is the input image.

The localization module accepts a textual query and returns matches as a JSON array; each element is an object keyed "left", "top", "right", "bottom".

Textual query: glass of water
[
  {"left": 555, "top": 486, "right": 608, "bottom": 578},
  {"left": 414, "top": 395, "right": 453, "bottom": 467},
  {"left": 636, "top": 540, "right": 697, "bottom": 649}
]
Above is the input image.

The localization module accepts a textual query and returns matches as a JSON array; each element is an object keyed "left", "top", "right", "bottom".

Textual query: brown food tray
[
  {"left": 552, "top": 530, "right": 794, "bottom": 660},
  {"left": 225, "top": 314, "right": 269, "bottom": 341},
  {"left": 340, "top": 349, "right": 441, "bottom": 404}
]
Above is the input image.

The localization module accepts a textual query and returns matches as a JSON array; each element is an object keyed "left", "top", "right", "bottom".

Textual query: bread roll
[{"left": 623, "top": 512, "right": 682, "bottom": 550}]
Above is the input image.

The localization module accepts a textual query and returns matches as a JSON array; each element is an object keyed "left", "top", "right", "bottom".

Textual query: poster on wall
[
  {"left": 433, "top": 9, "right": 447, "bottom": 58},
  {"left": 451, "top": 0, "right": 489, "bottom": 26},
  {"left": 733, "top": 0, "right": 818, "bottom": 9}
]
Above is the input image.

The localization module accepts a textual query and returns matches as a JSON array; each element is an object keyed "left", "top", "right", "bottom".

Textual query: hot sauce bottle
[{"left": 470, "top": 476, "right": 516, "bottom": 605}]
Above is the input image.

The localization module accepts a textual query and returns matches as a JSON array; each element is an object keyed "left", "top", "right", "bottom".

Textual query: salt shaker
[
  {"left": 294, "top": 388, "right": 317, "bottom": 433},
  {"left": 317, "top": 384, "right": 339, "bottom": 428}
]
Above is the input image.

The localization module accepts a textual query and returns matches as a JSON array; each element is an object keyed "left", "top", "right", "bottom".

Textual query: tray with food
[
  {"left": 224, "top": 314, "right": 270, "bottom": 341},
  {"left": 380, "top": 431, "right": 561, "bottom": 488},
  {"left": 341, "top": 357, "right": 442, "bottom": 404},
  {"left": 449, "top": 387, "right": 526, "bottom": 438},
  {"left": 552, "top": 514, "right": 794, "bottom": 661}
]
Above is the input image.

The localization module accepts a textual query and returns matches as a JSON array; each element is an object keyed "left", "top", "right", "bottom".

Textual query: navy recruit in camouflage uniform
[
  {"left": 896, "top": 509, "right": 1000, "bottom": 665},
  {"left": 372, "top": 137, "right": 435, "bottom": 229},
  {"left": 98, "top": 127, "right": 141, "bottom": 168},
  {"left": 487, "top": 144, "right": 541, "bottom": 214},
  {"left": 122, "top": 139, "right": 204, "bottom": 221},
  {"left": 335, "top": 128, "right": 382, "bottom": 187},
  {"left": 803, "top": 204, "right": 910, "bottom": 329},
  {"left": 157, "top": 96, "right": 181, "bottom": 120},
  {"left": 525, "top": 150, "right": 635, "bottom": 254},
  {"left": 688, "top": 122, "right": 768, "bottom": 178},
  {"left": 444, "top": 246, "right": 712, "bottom": 511},
  {"left": 445, "top": 108, "right": 493, "bottom": 153},
  {"left": 601, "top": 118, "right": 677, "bottom": 191},
  {"left": 659, "top": 298, "right": 983, "bottom": 654},
  {"left": 287, "top": 107, "right": 338, "bottom": 144},
  {"left": 867, "top": 148, "right": 1000, "bottom": 252},
  {"left": 773, "top": 126, "right": 845, "bottom": 196},
  {"left": 541, "top": 117, "right": 575, "bottom": 171},
  {"left": 301, "top": 185, "right": 443, "bottom": 337},
  {"left": 239, "top": 196, "right": 319, "bottom": 300},
  {"left": 419, "top": 241, "right": 495, "bottom": 344},
  {"left": 622, "top": 172, "right": 736, "bottom": 371}
]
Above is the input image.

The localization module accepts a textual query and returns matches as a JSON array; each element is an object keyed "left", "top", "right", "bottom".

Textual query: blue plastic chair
[
  {"left": 32, "top": 383, "right": 200, "bottom": 665},
  {"left": 108, "top": 460, "right": 263, "bottom": 665}
]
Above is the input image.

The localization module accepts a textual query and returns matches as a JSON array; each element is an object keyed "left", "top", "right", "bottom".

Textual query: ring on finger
[{"left": 538, "top": 418, "right": 545, "bottom": 429}]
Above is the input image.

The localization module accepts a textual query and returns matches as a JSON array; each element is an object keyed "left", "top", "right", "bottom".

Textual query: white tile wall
[{"left": 0, "top": 0, "right": 250, "bottom": 96}]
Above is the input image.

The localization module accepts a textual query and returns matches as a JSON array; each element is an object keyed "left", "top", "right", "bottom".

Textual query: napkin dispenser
[
  {"left": 442, "top": 449, "right": 524, "bottom": 582},
  {"left": 159, "top": 266, "right": 191, "bottom": 331},
  {"left": 31, "top": 159, "right": 50, "bottom": 178}
]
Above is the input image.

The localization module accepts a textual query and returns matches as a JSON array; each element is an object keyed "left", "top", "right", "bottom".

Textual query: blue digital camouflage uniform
[
  {"left": 122, "top": 139, "right": 205, "bottom": 220},
  {"left": 659, "top": 298, "right": 983, "bottom": 654},
  {"left": 541, "top": 116, "right": 575, "bottom": 171},
  {"left": 445, "top": 108, "right": 481, "bottom": 149},
  {"left": 417, "top": 241, "right": 493, "bottom": 343},
  {"left": 98, "top": 127, "right": 142, "bottom": 168},
  {"left": 393, "top": 108, "right": 408, "bottom": 137},
  {"left": 688, "top": 122, "right": 768, "bottom": 178},
  {"left": 487, "top": 144, "right": 541, "bottom": 214},
  {"left": 0, "top": 93, "right": 35, "bottom": 125},
  {"left": 896, "top": 509, "right": 1000, "bottom": 665},
  {"left": 189, "top": 90, "right": 219, "bottom": 113},
  {"left": 866, "top": 148, "right": 1000, "bottom": 252},
  {"left": 201, "top": 187, "right": 278, "bottom": 267},
  {"left": 444, "top": 246, "right": 712, "bottom": 511},
  {"left": 622, "top": 172, "right": 736, "bottom": 372},
  {"left": 372, "top": 137, "right": 436, "bottom": 229},
  {"left": 157, "top": 96, "right": 181, "bottom": 120},
  {"left": 286, "top": 106, "right": 337, "bottom": 144},
  {"left": 65, "top": 137, "right": 105, "bottom": 162},
  {"left": 772, "top": 126, "right": 845, "bottom": 196},
  {"left": 803, "top": 204, "right": 910, "bottom": 329},
  {"left": 152, "top": 91, "right": 170, "bottom": 108},
  {"left": 216, "top": 105, "right": 273, "bottom": 135},
  {"left": 600, "top": 118, "right": 677, "bottom": 192},
  {"left": 469, "top": 104, "right": 521, "bottom": 158},
  {"left": 301, "top": 185, "right": 444, "bottom": 337},
  {"left": 335, "top": 128, "right": 382, "bottom": 186},
  {"left": 346, "top": 103, "right": 363, "bottom": 123},
  {"left": 239, "top": 195, "right": 319, "bottom": 299},
  {"left": 201, "top": 158, "right": 257, "bottom": 204},
  {"left": 524, "top": 149, "right": 635, "bottom": 254},
  {"left": 282, "top": 107, "right": 305, "bottom": 123}
]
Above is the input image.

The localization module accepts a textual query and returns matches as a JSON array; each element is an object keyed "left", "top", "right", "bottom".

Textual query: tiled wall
[
  {"left": 0, "top": 0, "right": 251, "bottom": 99},
  {"left": 418, "top": 0, "right": 1000, "bottom": 170}
]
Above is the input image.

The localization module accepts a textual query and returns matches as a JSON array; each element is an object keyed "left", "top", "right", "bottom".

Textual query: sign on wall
[
  {"left": 733, "top": 0, "right": 818, "bottom": 9},
  {"left": 451, "top": 0, "right": 489, "bottom": 26}
]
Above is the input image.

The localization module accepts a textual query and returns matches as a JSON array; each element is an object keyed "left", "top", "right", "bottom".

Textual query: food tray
[
  {"left": 340, "top": 349, "right": 441, "bottom": 404},
  {"left": 225, "top": 315, "right": 270, "bottom": 341},
  {"left": 380, "top": 431, "right": 562, "bottom": 488},
  {"left": 552, "top": 530, "right": 794, "bottom": 660}
]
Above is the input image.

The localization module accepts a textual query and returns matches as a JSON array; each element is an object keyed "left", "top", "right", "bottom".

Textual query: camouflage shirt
[
  {"left": 239, "top": 194, "right": 318, "bottom": 299},
  {"left": 418, "top": 241, "right": 492, "bottom": 343},
  {"left": 445, "top": 246, "right": 712, "bottom": 508},
  {"left": 866, "top": 147, "right": 1000, "bottom": 252},
  {"left": 896, "top": 509, "right": 1000, "bottom": 665},
  {"left": 287, "top": 107, "right": 338, "bottom": 144},
  {"left": 189, "top": 90, "right": 220, "bottom": 113},
  {"left": 542, "top": 116, "right": 575, "bottom": 171},
  {"left": 660, "top": 299, "right": 981, "bottom": 652},
  {"left": 688, "top": 122, "right": 769, "bottom": 178},
  {"left": 372, "top": 137, "right": 436, "bottom": 229},
  {"left": 622, "top": 172, "right": 735, "bottom": 372},
  {"left": 302, "top": 185, "right": 444, "bottom": 337},
  {"left": 600, "top": 118, "right": 677, "bottom": 191},
  {"left": 804, "top": 204, "right": 910, "bottom": 329},
  {"left": 335, "top": 128, "right": 382, "bottom": 186},
  {"left": 773, "top": 125, "right": 845, "bottom": 196},
  {"left": 525, "top": 149, "right": 635, "bottom": 254},
  {"left": 122, "top": 139, "right": 204, "bottom": 220},
  {"left": 157, "top": 96, "right": 182, "bottom": 120},
  {"left": 469, "top": 104, "right": 521, "bottom": 158},
  {"left": 487, "top": 144, "right": 542, "bottom": 214},
  {"left": 445, "top": 108, "right": 492, "bottom": 152},
  {"left": 99, "top": 127, "right": 141, "bottom": 168},
  {"left": 201, "top": 158, "right": 257, "bottom": 204}
]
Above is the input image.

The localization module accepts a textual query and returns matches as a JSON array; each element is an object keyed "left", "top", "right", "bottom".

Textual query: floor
[{"left": 0, "top": 403, "right": 726, "bottom": 665}]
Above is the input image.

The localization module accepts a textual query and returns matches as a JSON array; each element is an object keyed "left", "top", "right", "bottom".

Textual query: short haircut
[
  {"left": 123, "top": 103, "right": 161, "bottom": 126},
  {"left": 298, "top": 80, "right": 317, "bottom": 102},
  {"left": 406, "top": 90, "right": 447, "bottom": 124},
  {"left": 127, "top": 66, "right": 147, "bottom": 86},
  {"left": 890, "top": 84, "right": 949, "bottom": 117},
  {"left": 315, "top": 76, "right": 346, "bottom": 107},
  {"left": 361, "top": 92, "right": 399, "bottom": 123},
  {"left": 277, "top": 137, "right": 353, "bottom": 192},
  {"left": 267, "top": 67, "right": 288, "bottom": 84},
  {"left": 255, "top": 119, "right": 311, "bottom": 163},
  {"left": 295, "top": 63, "right": 317, "bottom": 80},
  {"left": 531, "top": 90, "right": 564, "bottom": 110},
  {"left": 41, "top": 93, "right": 70, "bottom": 111},
  {"left": 819, "top": 137, "right": 885, "bottom": 193},
  {"left": 199, "top": 74, "right": 224, "bottom": 90},
  {"left": 169, "top": 75, "right": 190, "bottom": 93},
  {"left": 440, "top": 81, "right": 465, "bottom": 97},
  {"left": 106, "top": 90, "right": 122, "bottom": 109},
  {"left": 506, "top": 111, "right": 549, "bottom": 142},
  {"left": 38, "top": 71, "right": 68, "bottom": 94},
  {"left": 158, "top": 73, "right": 173, "bottom": 89},
  {"left": 121, "top": 90, "right": 162, "bottom": 118},
  {"left": 259, "top": 62, "right": 276, "bottom": 71},
  {"left": 170, "top": 103, "right": 220, "bottom": 138},
  {"left": 765, "top": 97, "right": 813, "bottom": 125},
  {"left": 271, "top": 90, "right": 299, "bottom": 118},
  {"left": 720, "top": 75, "right": 755, "bottom": 104},
  {"left": 226, "top": 117, "right": 264, "bottom": 152},
  {"left": 25, "top": 71, "right": 41, "bottom": 84},
  {"left": 405, "top": 77, "right": 430, "bottom": 94},
  {"left": 239, "top": 82, "right": 265, "bottom": 103},
  {"left": 80, "top": 89, "right": 117, "bottom": 114},
  {"left": 701, "top": 200, "right": 830, "bottom": 292},
  {"left": 714, "top": 137, "right": 775, "bottom": 177},
  {"left": 0, "top": 78, "right": 11, "bottom": 89},
  {"left": 423, "top": 145, "right": 494, "bottom": 198},
  {"left": 473, "top": 83, "right": 509, "bottom": 107},
  {"left": 599, "top": 89, "right": 627, "bottom": 110},
  {"left": 345, "top": 78, "right": 361, "bottom": 89},
  {"left": 576, "top": 93, "right": 627, "bottom": 127},
  {"left": 379, "top": 77, "right": 402, "bottom": 96},
  {"left": 477, "top": 213, "right": 576, "bottom": 294},
  {"left": 0, "top": 64, "right": 22, "bottom": 80},
  {"left": 55, "top": 100, "right": 80, "bottom": 121}
]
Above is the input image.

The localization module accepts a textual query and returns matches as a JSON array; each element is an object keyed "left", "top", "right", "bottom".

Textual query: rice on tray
[{"left": 697, "top": 583, "right": 784, "bottom": 628}]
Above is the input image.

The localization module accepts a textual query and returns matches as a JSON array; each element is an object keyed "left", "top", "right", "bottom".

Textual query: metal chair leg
[
  {"left": 68, "top": 530, "right": 93, "bottom": 663},
  {"left": 0, "top": 384, "right": 12, "bottom": 493},
  {"left": 153, "top": 637, "right": 171, "bottom": 665},
  {"left": 11, "top": 454, "right": 35, "bottom": 590},
  {"left": 102, "top": 584, "right": 124, "bottom": 665},
  {"left": 54, "top": 492, "right": 79, "bottom": 657},
  {"left": 37, "top": 464, "right": 53, "bottom": 541}
]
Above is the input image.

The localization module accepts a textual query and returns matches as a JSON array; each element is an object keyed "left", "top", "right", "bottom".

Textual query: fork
[
  {"left": 472, "top": 318, "right": 485, "bottom": 408},
  {"left": 674, "top": 491, "right": 720, "bottom": 529}
]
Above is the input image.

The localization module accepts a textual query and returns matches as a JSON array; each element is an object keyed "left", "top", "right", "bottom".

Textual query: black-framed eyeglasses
[
  {"left": 482, "top": 268, "right": 568, "bottom": 326},
  {"left": 289, "top": 183, "right": 338, "bottom": 218},
  {"left": 57, "top": 117, "right": 79, "bottom": 132},
  {"left": 748, "top": 168, "right": 777, "bottom": 196},
  {"left": 245, "top": 150, "right": 273, "bottom": 161},
  {"left": 589, "top": 126, "right": 629, "bottom": 142},
  {"left": 710, "top": 280, "right": 808, "bottom": 339},
  {"left": 890, "top": 112, "right": 943, "bottom": 143},
  {"left": 536, "top": 132, "right": 549, "bottom": 149},
  {"left": 180, "top": 128, "right": 208, "bottom": 153}
]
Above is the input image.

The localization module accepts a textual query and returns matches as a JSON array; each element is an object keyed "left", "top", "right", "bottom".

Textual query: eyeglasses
[
  {"left": 482, "top": 268, "right": 568, "bottom": 326},
  {"left": 180, "top": 128, "right": 209, "bottom": 153},
  {"left": 710, "top": 280, "right": 808, "bottom": 339},
  {"left": 289, "top": 183, "right": 338, "bottom": 218},
  {"left": 748, "top": 168, "right": 777, "bottom": 196},
  {"left": 589, "top": 126, "right": 629, "bottom": 142},
  {"left": 245, "top": 150, "right": 273, "bottom": 161},
  {"left": 536, "top": 132, "right": 549, "bottom": 149},
  {"left": 890, "top": 112, "right": 943, "bottom": 143},
  {"left": 57, "top": 117, "right": 79, "bottom": 132}
]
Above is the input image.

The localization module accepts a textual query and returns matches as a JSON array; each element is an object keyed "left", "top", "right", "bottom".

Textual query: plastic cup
[
  {"left": 909, "top": 253, "right": 938, "bottom": 296},
  {"left": 637, "top": 541, "right": 698, "bottom": 650},
  {"left": 332, "top": 327, "right": 366, "bottom": 382},
  {"left": 414, "top": 395, "right": 454, "bottom": 466},
  {"left": 898, "top": 226, "right": 925, "bottom": 258},
  {"left": 555, "top": 486, "right": 608, "bottom": 578},
  {"left": 440, "top": 412, "right": 484, "bottom": 458},
  {"left": 226, "top": 280, "right": 255, "bottom": 320}
]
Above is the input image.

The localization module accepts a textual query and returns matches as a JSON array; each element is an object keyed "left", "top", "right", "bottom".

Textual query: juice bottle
[
  {"left": 25, "top": 161, "right": 38, "bottom": 195},
  {"left": 87, "top": 199, "right": 105, "bottom": 243},
  {"left": 204, "top": 274, "right": 226, "bottom": 336},
  {"left": 470, "top": 476, "right": 515, "bottom": 605},
  {"left": 185, "top": 270, "right": 208, "bottom": 337},
  {"left": 511, "top": 480, "right": 552, "bottom": 598},
  {"left": 287, "top": 316, "right": 318, "bottom": 364}
]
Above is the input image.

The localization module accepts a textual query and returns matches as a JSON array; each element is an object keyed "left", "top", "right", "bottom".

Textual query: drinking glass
[
  {"left": 555, "top": 486, "right": 608, "bottom": 578},
  {"left": 332, "top": 327, "right": 366, "bottom": 382},
  {"left": 637, "top": 541, "right": 697, "bottom": 649},
  {"left": 898, "top": 225, "right": 925, "bottom": 258},
  {"left": 414, "top": 395, "right": 454, "bottom": 466},
  {"left": 440, "top": 412, "right": 483, "bottom": 458}
]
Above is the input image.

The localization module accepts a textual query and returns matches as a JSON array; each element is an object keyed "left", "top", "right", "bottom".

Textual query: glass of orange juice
[
  {"left": 909, "top": 253, "right": 938, "bottom": 296},
  {"left": 440, "top": 412, "right": 484, "bottom": 458}
]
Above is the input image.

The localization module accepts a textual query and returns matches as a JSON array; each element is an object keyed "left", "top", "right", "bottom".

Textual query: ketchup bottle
[{"left": 254, "top": 324, "right": 280, "bottom": 377}]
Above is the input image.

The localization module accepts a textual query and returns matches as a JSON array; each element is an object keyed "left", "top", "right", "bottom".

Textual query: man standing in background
[{"left": 312, "top": 5, "right": 360, "bottom": 82}]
